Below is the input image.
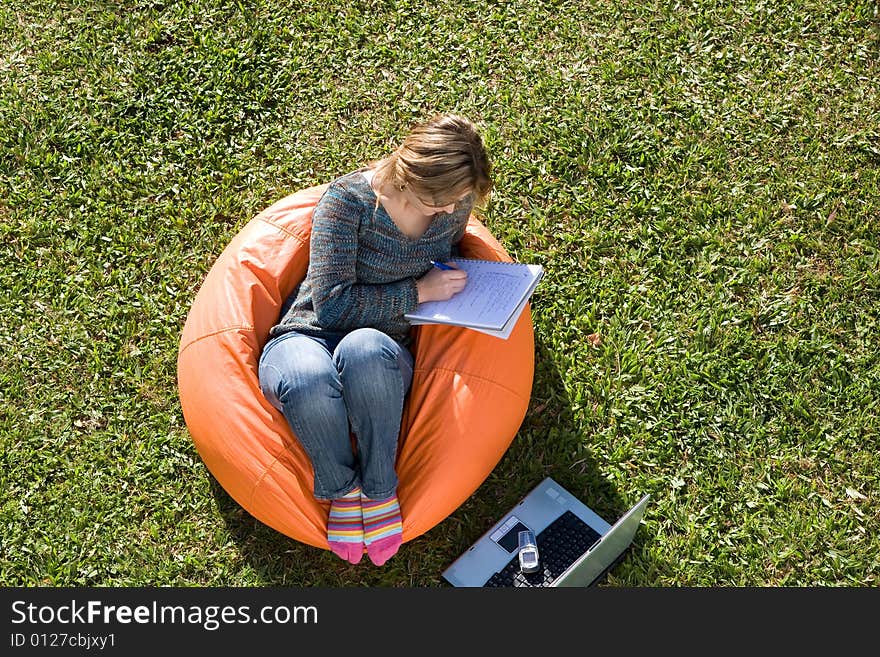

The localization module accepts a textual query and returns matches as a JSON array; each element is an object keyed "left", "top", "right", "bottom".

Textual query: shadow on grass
[
  {"left": 209, "top": 334, "right": 666, "bottom": 586},
  {"left": 430, "top": 335, "right": 667, "bottom": 587},
  {"left": 207, "top": 481, "right": 387, "bottom": 586}
]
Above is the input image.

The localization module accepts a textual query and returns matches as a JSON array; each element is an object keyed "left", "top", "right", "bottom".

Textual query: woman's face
[{"left": 406, "top": 187, "right": 469, "bottom": 217}]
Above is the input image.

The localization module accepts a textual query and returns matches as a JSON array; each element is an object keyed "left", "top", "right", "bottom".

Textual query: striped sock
[
  {"left": 361, "top": 493, "right": 403, "bottom": 566},
  {"left": 327, "top": 487, "right": 363, "bottom": 564}
]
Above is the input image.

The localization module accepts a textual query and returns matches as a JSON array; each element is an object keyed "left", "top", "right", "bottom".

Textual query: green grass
[{"left": 1, "top": 0, "right": 878, "bottom": 586}]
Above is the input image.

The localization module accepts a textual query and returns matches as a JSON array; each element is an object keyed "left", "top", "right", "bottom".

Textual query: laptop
[{"left": 442, "top": 477, "right": 649, "bottom": 587}]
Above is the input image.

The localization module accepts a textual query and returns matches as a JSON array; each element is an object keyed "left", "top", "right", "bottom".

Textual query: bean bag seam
[
  {"left": 413, "top": 366, "right": 530, "bottom": 403},
  {"left": 248, "top": 453, "right": 286, "bottom": 510},
  {"left": 255, "top": 215, "right": 310, "bottom": 243},
  {"left": 179, "top": 219, "right": 306, "bottom": 354},
  {"left": 179, "top": 324, "right": 256, "bottom": 355}
]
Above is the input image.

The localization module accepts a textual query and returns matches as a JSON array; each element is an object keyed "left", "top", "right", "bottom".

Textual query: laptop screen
[{"left": 555, "top": 494, "right": 650, "bottom": 587}]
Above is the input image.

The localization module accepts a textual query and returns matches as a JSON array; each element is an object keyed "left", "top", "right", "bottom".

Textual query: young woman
[{"left": 258, "top": 114, "right": 493, "bottom": 565}]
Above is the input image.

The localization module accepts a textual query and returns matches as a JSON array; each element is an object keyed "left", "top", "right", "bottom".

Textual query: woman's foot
[
  {"left": 361, "top": 493, "right": 403, "bottom": 566},
  {"left": 327, "top": 487, "right": 364, "bottom": 564}
]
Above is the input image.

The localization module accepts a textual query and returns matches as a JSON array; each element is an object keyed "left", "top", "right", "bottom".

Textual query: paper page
[
  {"left": 405, "top": 259, "right": 543, "bottom": 331},
  {"left": 409, "top": 285, "right": 533, "bottom": 339}
]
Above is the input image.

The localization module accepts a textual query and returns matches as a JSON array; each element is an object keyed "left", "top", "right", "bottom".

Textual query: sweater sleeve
[{"left": 309, "top": 181, "right": 419, "bottom": 331}]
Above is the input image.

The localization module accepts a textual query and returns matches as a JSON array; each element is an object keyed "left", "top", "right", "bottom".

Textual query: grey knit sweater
[{"left": 269, "top": 170, "right": 472, "bottom": 345}]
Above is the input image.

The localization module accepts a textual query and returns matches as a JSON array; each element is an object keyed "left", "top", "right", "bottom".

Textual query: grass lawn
[{"left": 1, "top": 0, "right": 878, "bottom": 586}]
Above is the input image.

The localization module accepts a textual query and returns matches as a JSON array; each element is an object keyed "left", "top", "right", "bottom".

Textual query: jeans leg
[
  {"left": 258, "top": 332, "right": 360, "bottom": 499},
  {"left": 333, "top": 328, "right": 414, "bottom": 500}
]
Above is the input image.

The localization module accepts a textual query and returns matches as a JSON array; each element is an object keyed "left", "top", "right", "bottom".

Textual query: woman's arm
[{"left": 309, "top": 181, "right": 419, "bottom": 331}]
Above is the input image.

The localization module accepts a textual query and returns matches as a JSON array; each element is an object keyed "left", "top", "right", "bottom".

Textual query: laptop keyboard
[{"left": 483, "top": 511, "right": 602, "bottom": 587}]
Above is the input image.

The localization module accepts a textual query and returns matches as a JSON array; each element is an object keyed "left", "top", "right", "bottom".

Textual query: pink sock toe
[
  {"left": 365, "top": 534, "right": 402, "bottom": 566},
  {"left": 327, "top": 488, "right": 364, "bottom": 564},
  {"left": 361, "top": 493, "right": 403, "bottom": 567},
  {"left": 329, "top": 541, "right": 364, "bottom": 564}
]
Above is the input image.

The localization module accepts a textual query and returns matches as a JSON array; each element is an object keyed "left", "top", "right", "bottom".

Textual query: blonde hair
[{"left": 373, "top": 114, "right": 493, "bottom": 207}]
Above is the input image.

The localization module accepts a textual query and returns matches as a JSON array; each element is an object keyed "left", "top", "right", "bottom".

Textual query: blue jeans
[{"left": 258, "top": 328, "right": 414, "bottom": 500}]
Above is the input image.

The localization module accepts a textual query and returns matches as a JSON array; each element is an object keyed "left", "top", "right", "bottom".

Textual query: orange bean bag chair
[{"left": 177, "top": 183, "right": 535, "bottom": 549}]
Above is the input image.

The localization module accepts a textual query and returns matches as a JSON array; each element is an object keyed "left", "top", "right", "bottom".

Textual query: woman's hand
[{"left": 416, "top": 265, "right": 468, "bottom": 303}]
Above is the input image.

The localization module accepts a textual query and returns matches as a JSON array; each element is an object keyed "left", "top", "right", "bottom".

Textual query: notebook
[
  {"left": 442, "top": 477, "right": 649, "bottom": 587},
  {"left": 405, "top": 259, "right": 544, "bottom": 339}
]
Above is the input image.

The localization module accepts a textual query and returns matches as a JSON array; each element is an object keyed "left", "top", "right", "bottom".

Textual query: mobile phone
[{"left": 517, "top": 530, "right": 540, "bottom": 573}]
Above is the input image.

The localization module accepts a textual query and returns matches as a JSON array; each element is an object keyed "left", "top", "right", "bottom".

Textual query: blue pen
[{"left": 430, "top": 260, "right": 454, "bottom": 271}]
